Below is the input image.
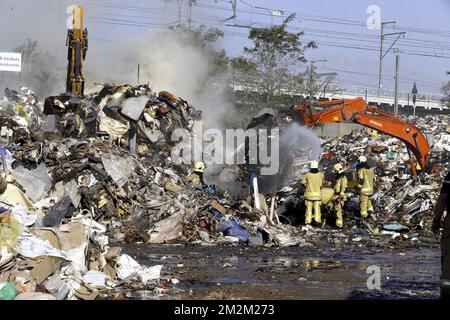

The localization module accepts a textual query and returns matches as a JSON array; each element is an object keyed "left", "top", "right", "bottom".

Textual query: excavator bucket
[
  {"left": 296, "top": 98, "right": 430, "bottom": 176},
  {"left": 42, "top": 5, "right": 91, "bottom": 132},
  {"left": 43, "top": 94, "right": 83, "bottom": 115}
]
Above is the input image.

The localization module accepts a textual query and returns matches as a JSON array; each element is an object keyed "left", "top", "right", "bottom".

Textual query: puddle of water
[{"left": 120, "top": 244, "right": 441, "bottom": 300}]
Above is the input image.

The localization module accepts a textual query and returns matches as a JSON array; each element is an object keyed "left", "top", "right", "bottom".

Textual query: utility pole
[
  {"left": 394, "top": 54, "right": 400, "bottom": 114},
  {"left": 412, "top": 82, "right": 418, "bottom": 117},
  {"left": 378, "top": 22, "right": 391, "bottom": 97},
  {"left": 222, "top": 0, "right": 237, "bottom": 22},
  {"left": 177, "top": 0, "right": 183, "bottom": 25},
  {"left": 137, "top": 64, "right": 140, "bottom": 85},
  {"left": 308, "top": 64, "right": 315, "bottom": 100},
  {"left": 318, "top": 73, "right": 336, "bottom": 98},
  {"left": 308, "top": 59, "right": 327, "bottom": 112},
  {"left": 378, "top": 21, "right": 405, "bottom": 97},
  {"left": 188, "top": 0, "right": 193, "bottom": 28}
]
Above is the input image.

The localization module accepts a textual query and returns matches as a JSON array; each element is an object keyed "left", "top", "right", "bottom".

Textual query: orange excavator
[{"left": 295, "top": 97, "right": 430, "bottom": 176}]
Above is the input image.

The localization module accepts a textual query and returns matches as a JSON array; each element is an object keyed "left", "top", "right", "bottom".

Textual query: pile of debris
[
  {"left": 0, "top": 87, "right": 43, "bottom": 143},
  {"left": 0, "top": 84, "right": 448, "bottom": 300},
  {"left": 0, "top": 88, "right": 140, "bottom": 298},
  {"left": 271, "top": 114, "right": 449, "bottom": 243},
  {"left": 0, "top": 85, "right": 206, "bottom": 300},
  {"left": 0, "top": 85, "right": 295, "bottom": 300},
  {"left": 43, "top": 84, "right": 201, "bottom": 155}
]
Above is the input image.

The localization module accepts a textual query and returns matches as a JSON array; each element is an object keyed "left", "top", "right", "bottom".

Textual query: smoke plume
[{"left": 86, "top": 27, "right": 236, "bottom": 130}]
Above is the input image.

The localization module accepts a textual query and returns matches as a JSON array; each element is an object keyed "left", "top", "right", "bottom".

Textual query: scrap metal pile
[
  {"left": 0, "top": 85, "right": 308, "bottom": 300},
  {"left": 0, "top": 85, "right": 448, "bottom": 300},
  {"left": 0, "top": 85, "right": 232, "bottom": 300},
  {"left": 275, "top": 114, "right": 449, "bottom": 244}
]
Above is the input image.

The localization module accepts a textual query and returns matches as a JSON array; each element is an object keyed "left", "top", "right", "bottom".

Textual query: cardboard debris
[
  {"left": 148, "top": 213, "right": 184, "bottom": 244},
  {"left": 30, "top": 257, "right": 59, "bottom": 284},
  {"left": 0, "top": 83, "right": 447, "bottom": 300}
]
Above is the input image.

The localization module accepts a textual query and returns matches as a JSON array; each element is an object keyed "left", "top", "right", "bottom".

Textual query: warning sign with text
[{"left": 0, "top": 52, "right": 22, "bottom": 72}]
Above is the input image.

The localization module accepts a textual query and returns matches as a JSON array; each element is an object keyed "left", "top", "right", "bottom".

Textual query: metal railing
[
  {"left": 230, "top": 75, "right": 443, "bottom": 105},
  {"left": 325, "top": 83, "right": 442, "bottom": 104}
]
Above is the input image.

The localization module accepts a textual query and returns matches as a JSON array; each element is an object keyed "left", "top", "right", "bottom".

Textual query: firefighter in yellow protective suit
[
  {"left": 416, "top": 164, "right": 423, "bottom": 175},
  {"left": 301, "top": 161, "right": 324, "bottom": 225},
  {"left": 333, "top": 163, "right": 348, "bottom": 229},
  {"left": 357, "top": 156, "right": 375, "bottom": 219},
  {"left": 186, "top": 162, "right": 206, "bottom": 187}
]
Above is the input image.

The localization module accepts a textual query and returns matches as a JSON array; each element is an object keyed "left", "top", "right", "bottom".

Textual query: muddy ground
[{"left": 118, "top": 239, "right": 441, "bottom": 300}]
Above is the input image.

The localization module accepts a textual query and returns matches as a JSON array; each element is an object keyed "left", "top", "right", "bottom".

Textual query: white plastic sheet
[
  {"left": 10, "top": 205, "right": 37, "bottom": 227},
  {"left": 116, "top": 254, "right": 162, "bottom": 283},
  {"left": 71, "top": 215, "right": 107, "bottom": 237},
  {"left": 93, "top": 234, "right": 109, "bottom": 251},
  {"left": 102, "top": 155, "right": 135, "bottom": 188},
  {"left": 12, "top": 116, "right": 29, "bottom": 128},
  {"left": 13, "top": 163, "right": 52, "bottom": 203},
  {"left": 83, "top": 271, "right": 107, "bottom": 287},
  {"left": 14, "top": 233, "right": 71, "bottom": 260},
  {"left": 66, "top": 244, "right": 88, "bottom": 273}
]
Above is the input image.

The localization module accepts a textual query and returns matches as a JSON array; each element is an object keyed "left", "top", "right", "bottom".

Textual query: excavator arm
[
  {"left": 66, "top": 5, "right": 88, "bottom": 96},
  {"left": 296, "top": 98, "right": 430, "bottom": 176},
  {"left": 44, "top": 5, "right": 88, "bottom": 115}
]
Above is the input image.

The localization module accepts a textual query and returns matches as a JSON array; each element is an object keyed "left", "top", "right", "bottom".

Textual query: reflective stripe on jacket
[
  {"left": 358, "top": 167, "right": 375, "bottom": 196},
  {"left": 334, "top": 175, "right": 348, "bottom": 197},
  {"left": 301, "top": 172, "right": 324, "bottom": 200},
  {"left": 186, "top": 173, "right": 201, "bottom": 184}
]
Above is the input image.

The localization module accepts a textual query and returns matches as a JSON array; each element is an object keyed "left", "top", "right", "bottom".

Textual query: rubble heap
[
  {"left": 0, "top": 85, "right": 449, "bottom": 300},
  {"left": 0, "top": 85, "right": 215, "bottom": 300},
  {"left": 0, "top": 85, "right": 302, "bottom": 300},
  {"left": 274, "top": 114, "right": 449, "bottom": 242}
]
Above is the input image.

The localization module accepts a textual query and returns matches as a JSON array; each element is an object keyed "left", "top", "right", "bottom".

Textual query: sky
[{"left": 0, "top": 0, "right": 449, "bottom": 96}]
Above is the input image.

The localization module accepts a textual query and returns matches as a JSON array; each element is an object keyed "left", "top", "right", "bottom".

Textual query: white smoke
[
  {"left": 256, "top": 122, "right": 323, "bottom": 194},
  {"left": 88, "top": 28, "right": 235, "bottom": 130}
]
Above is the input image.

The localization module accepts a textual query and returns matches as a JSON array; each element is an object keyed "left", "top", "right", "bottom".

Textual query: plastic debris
[
  {"left": 0, "top": 281, "right": 17, "bottom": 300},
  {"left": 83, "top": 271, "right": 108, "bottom": 287},
  {"left": 43, "top": 196, "right": 73, "bottom": 227},
  {"left": 13, "top": 163, "right": 52, "bottom": 203},
  {"left": 15, "top": 292, "right": 56, "bottom": 300},
  {"left": 116, "top": 254, "right": 162, "bottom": 283},
  {"left": 0, "top": 82, "right": 446, "bottom": 301}
]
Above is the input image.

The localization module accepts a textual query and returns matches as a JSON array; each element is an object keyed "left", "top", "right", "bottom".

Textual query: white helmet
[
  {"left": 358, "top": 156, "right": 367, "bottom": 163},
  {"left": 334, "top": 163, "right": 344, "bottom": 174},
  {"left": 194, "top": 162, "right": 205, "bottom": 173},
  {"left": 310, "top": 160, "right": 319, "bottom": 169}
]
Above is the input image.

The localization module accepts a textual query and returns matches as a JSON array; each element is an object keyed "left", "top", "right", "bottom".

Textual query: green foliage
[
  {"left": 244, "top": 14, "right": 313, "bottom": 63},
  {"left": 302, "top": 63, "right": 321, "bottom": 97},
  {"left": 169, "top": 25, "right": 229, "bottom": 78},
  {"left": 13, "top": 39, "right": 61, "bottom": 97},
  {"left": 231, "top": 14, "right": 316, "bottom": 109},
  {"left": 442, "top": 79, "right": 450, "bottom": 106}
]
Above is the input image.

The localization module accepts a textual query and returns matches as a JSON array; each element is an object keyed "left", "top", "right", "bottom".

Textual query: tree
[
  {"left": 231, "top": 14, "right": 316, "bottom": 108},
  {"left": 14, "top": 39, "right": 62, "bottom": 97},
  {"left": 442, "top": 79, "right": 450, "bottom": 107},
  {"left": 169, "top": 25, "right": 229, "bottom": 80},
  {"left": 161, "top": 25, "right": 239, "bottom": 129},
  {"left": 303, "top": 63, "right": 321, "bottom": 99}
]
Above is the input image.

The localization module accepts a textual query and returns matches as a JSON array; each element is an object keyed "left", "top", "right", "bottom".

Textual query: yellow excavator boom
[{"left": 66, "top": 5, "right": 88, "bottom": 96}]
